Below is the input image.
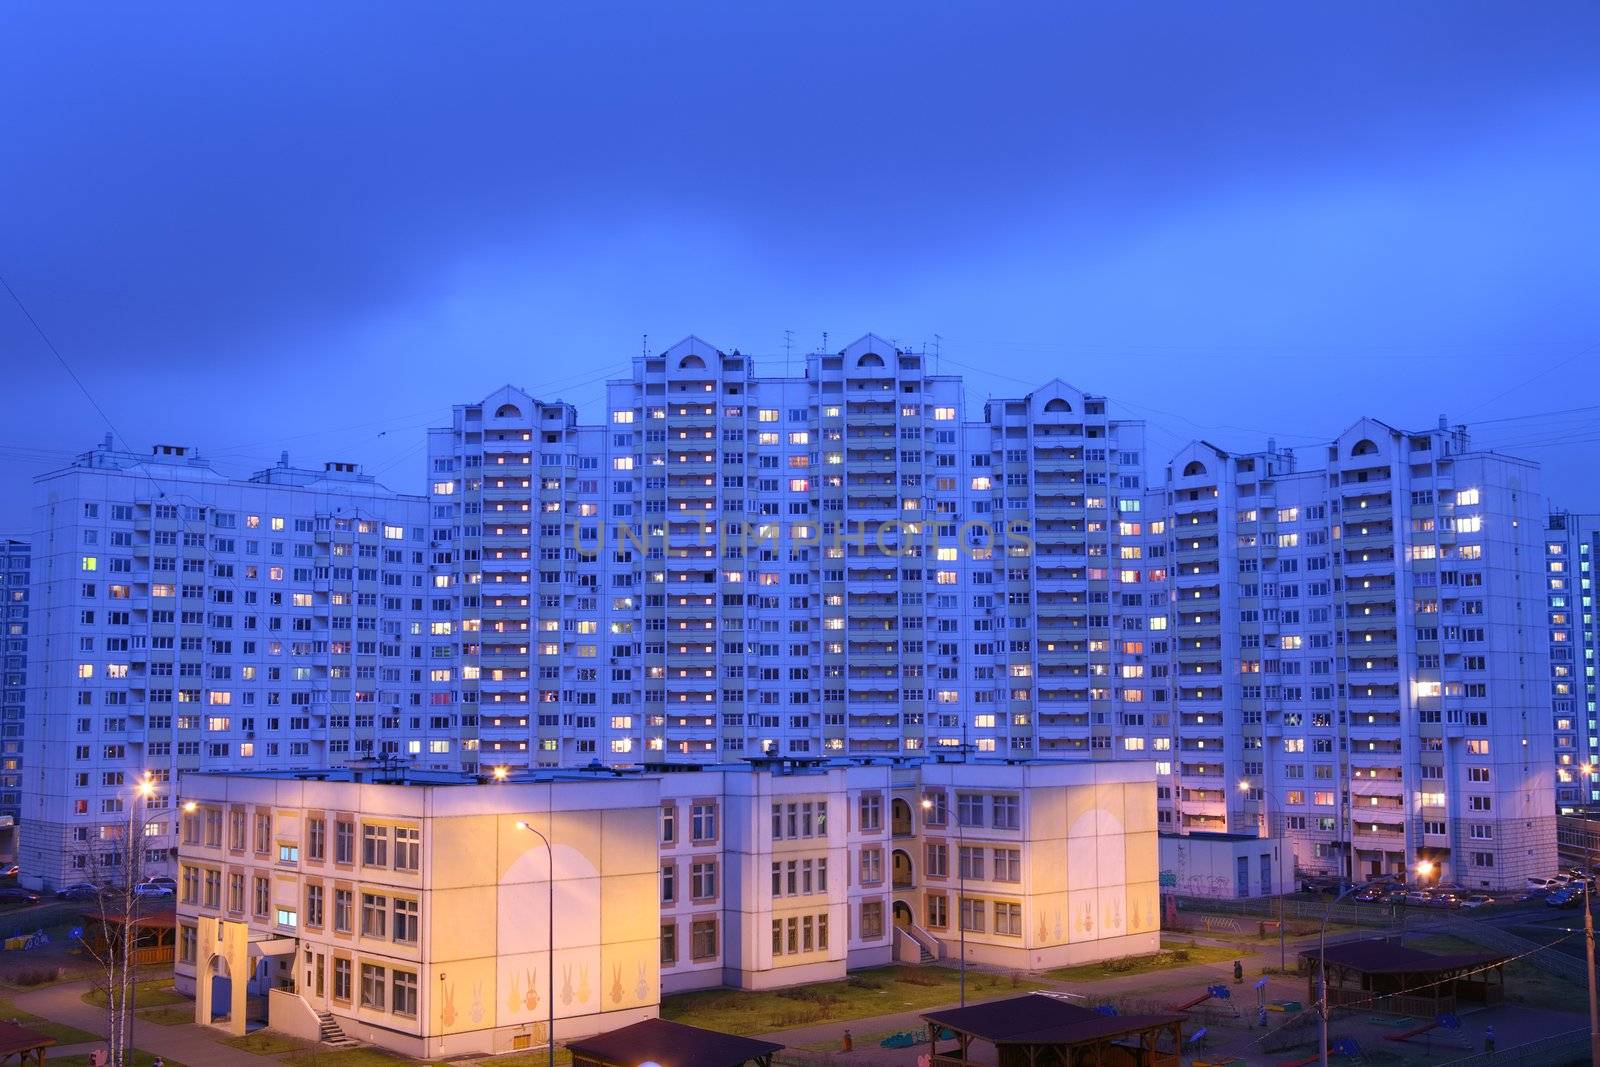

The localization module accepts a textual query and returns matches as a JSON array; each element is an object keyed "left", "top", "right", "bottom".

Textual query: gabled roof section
[
  {"left": 659, "top": 335, "right": 727, "bottom": 361},
  {"left": 837, "top": 333, "right": 899, "bottom": 358}
]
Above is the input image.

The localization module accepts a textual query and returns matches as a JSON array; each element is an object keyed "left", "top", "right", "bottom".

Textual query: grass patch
[
  {"left": 282, "top": 1048, "right": 421, "bottom": 1067},
  {"left": 138, "top": 1003, "right": 197, "bottom": 1026},
  {"left": 0, "top": 993, "right": 99, "bottom": 1045},
  {"left": 1408, "top": 933, "right": 1588, "bottom": 1015},
  {"left": 661, "top": 965, "right": 1043, "bottom": 1036},
  {"left": 52, "top": 1055, "right": 184, "bottom": 1067},
  {"left": 224, "top": 1030, "right": 317, "bottom": 1055},
  {"left": 1047, "top": 939, "right": 1242, "bottom": 982},
  {"left": 464, "top": 1051, "right": 573, "bottom": 1066},
  {"left": 82, "top": 977, "right": 185, "bottom": 1009}
]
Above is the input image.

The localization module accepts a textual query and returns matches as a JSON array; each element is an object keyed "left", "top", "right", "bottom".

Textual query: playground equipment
[
  {"left": 1383, "top": 1012, "right": 1460, "bottom": 1043},
  {"left": 1093, "top": 1004, "right": 1117, "bottom": 1017},
  {"left": 1171, "top": 983, "right": 1232, "bottom": 1012},
  {"left": 1, "top": 929, "right": 47, "bottom": 951}
]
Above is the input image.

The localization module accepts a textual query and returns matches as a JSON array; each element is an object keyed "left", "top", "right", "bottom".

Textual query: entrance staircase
[{"left": 316, "top": 1010, "right": 359, "bottom": 1049}]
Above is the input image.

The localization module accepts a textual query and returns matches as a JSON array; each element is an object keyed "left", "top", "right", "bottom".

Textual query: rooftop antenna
[
  {"left": 642, "top": 334, "right": 649, "bottom": 359},
  {"left": 933, "top": 334, "right": 942, "bottom": 376},
  {"left": 822, "top": 331, "right": 828, "bottom": 353},
  {"left": 784, "top": 329, "right": 794, "bottom": 375}
]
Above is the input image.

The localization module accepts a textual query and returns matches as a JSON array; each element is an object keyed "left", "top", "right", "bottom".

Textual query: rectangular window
[
  {"left": 361, "top": 825, "right": 389, "bottom": 867},
  {"left": 359, "top": 963, "right": 386, "bottom": 1010},
  {"left": 361, "top": 893, "right": 388, "bottom": 938},
  {"left": 305, "top": 883, "right": 324, "bottom": 927},
  {"left": 392, "top": 897, "right": 419, "bottom": 944},
  {"left": 333, "top": 888, "right": 353, "bottom": 933},
  {"left": 690, "top": 918, "right": 718, "bottom": 960},
  {"left": 391, "top": 971, "right": 418, "bottom": 1017},
  {"left": 393, "top": 826, "right": 420, "bottom": 872},
  {"left": 994, "top": 901, "right": 1022, "bottom": 937},
  {"left": 334, "top": 819, "right": 354, "bottom": 864},
  {"left": 956, "top": 793, "right": 984, "bottom": 828},
  {"left": 333, "top": 958, "right": 352, "bottom": 1001}
]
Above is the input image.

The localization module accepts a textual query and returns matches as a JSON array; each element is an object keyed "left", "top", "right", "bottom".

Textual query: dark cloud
[{"left": 3, "top": 1, "right": 1598, "bottom": 532}]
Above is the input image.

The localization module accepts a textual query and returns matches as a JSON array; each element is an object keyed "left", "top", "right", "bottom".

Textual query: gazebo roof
[
  {"left": 924, "top": 993, "right": 1182, "bottom": 1046},
  {"left": 1299, "top": 939, "right": 1506, "bottom": 975},
  {"left": 564, "top": 1018, "right": 783, "bottom": 1067},
  {"left": 0, "top": 1020, "right": 56, "bottom": 1056}
]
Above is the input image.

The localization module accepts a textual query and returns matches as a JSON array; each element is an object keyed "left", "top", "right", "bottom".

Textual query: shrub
[
  {"left": 9, "top": 965, "right": 62, "bottom": 987},
  {"left": 846, "top": 975, "right": 883, "bottom": 991}
]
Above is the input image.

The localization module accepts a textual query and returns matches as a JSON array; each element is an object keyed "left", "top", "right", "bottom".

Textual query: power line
[{"left": 2, "top": 275, "right": 129, "bottom": 451}]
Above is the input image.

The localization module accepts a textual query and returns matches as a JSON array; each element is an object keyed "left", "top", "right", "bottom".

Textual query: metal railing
[{"left": 1433, "top": 1027, "right": 1592, "bottom": 1067}]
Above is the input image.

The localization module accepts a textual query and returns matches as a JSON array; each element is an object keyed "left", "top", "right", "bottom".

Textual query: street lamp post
[
  {"left": 1315, "top": 861, "right": 1426, "bottom": 1067},
  {"left": 922, "top": 794, "right": 964, "bottom": 1007},
  {"left": 1585, "top": 879, "right": 1600, "bottom": 1067},
  {"left": 493, "top": 766, "right": 555, "bottom": 1067},
  {"left": 1239, "top": 779, "right": 1287, "bottom": 971}
]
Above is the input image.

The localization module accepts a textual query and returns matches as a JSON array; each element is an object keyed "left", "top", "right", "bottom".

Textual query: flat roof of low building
[
  {"left": 564, "top": 1018, "right": 783, "bottom": 1067},
  {"left": 923, "top": 992, "right": 1182, "bottom": 1047}
]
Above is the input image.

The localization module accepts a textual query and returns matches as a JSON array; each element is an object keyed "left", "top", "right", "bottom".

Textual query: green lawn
[
  {"left": 661, "top": 965, "right": 1045, "bottom": 1036},
  {"left": 0, "top": 993, "right": 100, "bottom": 1045},
  {"left": 282, "top": 1048, "right": 422, "bottom": 1067},
  {"left": 1046, "top": 939, "right": 1244, "bottom": 982},
  {"left": 224, "top": 1030, "right": 317, "bottom": 1055},
  {"left": 137, "top": 1003, "right": 197, "bottom": 1026},
  {"left": 83, "top": 977, "right": 186, "bottom": 1009},
  {"left": 52, "top": 1055, "right": 185, "bottom": 1067}
]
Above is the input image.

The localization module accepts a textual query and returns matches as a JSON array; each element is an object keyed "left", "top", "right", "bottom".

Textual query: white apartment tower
[
  {"left": 19, "top": 337, "right": 1559, "bottom": 894},
  {"left": 2, "top": 537, "right": 28, "bottom": 817},
  {"left": 1151, "top": 420, "right": 1554, "bottom": 888},
  {"left": 1544, "top": 510, "right": 1599, "bottom": 811},
  {"left": 20, "top": 439, "right": 437, "bottom": 889}
]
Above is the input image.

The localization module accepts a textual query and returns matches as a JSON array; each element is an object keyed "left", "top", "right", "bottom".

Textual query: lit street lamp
[
  {"left": 490, "top": 767, "right": 555, "bottom": 1067},
  {"left": 1238, "top": 779, "right": 1287, "bottom": 971}
]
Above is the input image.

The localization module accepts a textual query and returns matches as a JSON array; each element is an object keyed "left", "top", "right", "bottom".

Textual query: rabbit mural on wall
[
  {"left": 441, "top": 983, "right": 457, "bottom": 1028},
  {"left": 507, "top": 973, "right": 521, "bottom": 1016},
  {"left": 635, "top": 962, "right": 648, "bottom": 1003},
  {"left": 560, "top": 965, "right": 574, "bottom": 1006},
  {"left": 525, "top": 968, "right": 539, "bottom": 1012},
  {"left": 610, "top": 964, "right": 624, "bottom": 1005},
  {"left": 469, "top": 982, "right": 484, "bottom": 1024}
]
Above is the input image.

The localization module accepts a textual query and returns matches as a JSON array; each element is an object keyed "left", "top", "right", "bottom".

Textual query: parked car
[
  {"left": 1353, "top": 885, "right": 1388, "bottom": 903},
  {"left": 0, "top": 887, "right": 40, "bottom": 904},
  {"left": 1459, "top": 894, "right": 1494, "bottom": 910},
  {"left": 1424, "top": 892, "right": 1461, "bottom": 909},
  {"left": 142, "top": 876, "right": 177, "bottom": 890},
  {"left": 1527, "top": 877, "right": 1564, "bottom": 893},
  {"left": 132, "top": 881, "right": 174, "bottom": 898},
  {"left": 55, "top": 882, "right": 104, "bottom": 900},
  {"left": 0, "top": 864, "right": 18, "bottom": 878},
  {"left": 1547, "top": 887, "right": 1583, "bottom": 908},
  {"left": 1402, "top": 890, "right": 1428, "bottom": 906}
]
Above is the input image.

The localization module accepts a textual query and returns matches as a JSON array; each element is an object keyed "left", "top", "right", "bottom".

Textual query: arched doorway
[
  {"left": 891, "top": 797, "right": 912, "bottom": 836},
  {"left": 892, "top": 848, "right": 913, "bottom": 890},
  {"left": 893, "top": 900, "right": 914, "bottom": 929},
  {"left": 208, "top": 954, "right": 233, "bottom": 1024}
]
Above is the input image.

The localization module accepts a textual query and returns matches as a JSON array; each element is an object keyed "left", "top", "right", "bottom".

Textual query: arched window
[
  {"left": 1350, "top": 439, "right": 1378, "bottom": 457},
  {"left": 1182, "top": 460, "right": 1207, "bottom": 477},
  {"left": 1042, "top": 397, "right": 1072, "bottom": 413},
  {"left": 856, "top": 353, "right": 885, "bottom": 368},
  {"left": 493, "top": 403, "right": 522, "bottom": 418},
  {"left": 678, "top": 355, "right": 706, "bottom": 370}
]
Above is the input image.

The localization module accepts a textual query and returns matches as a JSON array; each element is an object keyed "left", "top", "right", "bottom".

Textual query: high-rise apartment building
[
  {"left": 20, "top": 336, "right": 1559, "bottom": 893},
  {"left": 20, "top": 439, "right": 435, "bottom": 889},
  {"left": 2, "top": 537, "right": 28, "bottom": 817},
  {"left": 1544, "top": 510, "right": 1599, "bottom": 811}
]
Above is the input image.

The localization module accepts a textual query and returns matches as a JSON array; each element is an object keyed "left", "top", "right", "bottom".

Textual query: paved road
[{"left": 10, "top": 977, "right": 282, "bottom": 1067}]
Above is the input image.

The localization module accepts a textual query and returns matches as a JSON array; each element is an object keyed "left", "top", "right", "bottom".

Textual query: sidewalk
[{"left": 9, "top": 978, "right": 282, "bottom": 1067}]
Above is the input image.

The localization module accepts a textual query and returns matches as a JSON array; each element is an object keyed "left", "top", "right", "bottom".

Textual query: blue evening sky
[{"left": 3, "top": 2, "right": 1598, "bottom": 534}]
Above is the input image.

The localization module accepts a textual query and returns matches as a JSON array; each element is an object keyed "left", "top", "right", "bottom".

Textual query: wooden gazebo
[
  {"left": 80, "top": 907, "right": 177, "bottom": 966},
  {"left": 0, "top": 1020, "right": 56, "bottom": 1065},
  {"left": 922, "top": 992, "right": 1183, "bottom": 1067},
  {"left": 565, "top": 1018, "right": 783, "bottom": 1067},
  {"left": 1299, "top": 938, "right": 1508, "bottom": 1018}
]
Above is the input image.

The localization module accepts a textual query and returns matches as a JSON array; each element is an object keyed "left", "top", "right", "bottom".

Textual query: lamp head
[
  {"left": 492, "top": 765, "right": 510, "bottom": 782},
  {"left": 919, "top": 798, "right": 932, "bottom": 811},
  {"left": 181, "top": 800, "right": 198, "bottom": 814}
]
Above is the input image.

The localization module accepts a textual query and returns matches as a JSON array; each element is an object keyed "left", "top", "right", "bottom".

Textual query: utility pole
[{"left": 1586, "top": 881, "right": 1599, "bottom": 1067}]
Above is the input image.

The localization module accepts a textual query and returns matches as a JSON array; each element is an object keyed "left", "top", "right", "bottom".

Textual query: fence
[{"left": 1434, "top": 1027, "right": 1592, "bottom": 1067}]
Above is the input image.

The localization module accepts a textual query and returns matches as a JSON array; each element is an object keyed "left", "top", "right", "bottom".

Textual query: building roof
[
  {"left": 923, "top": 993, "right": 1182, "bottom": 1047},
  {"left": 0, "top": 1020, "right": 56, "bottom": 1055},
  {"left": 564, "top": 1018, "right": 783, "bottom": 1067},
  {"left": 1299, "top": 938, "right": 1507, "bottom": 975}
]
